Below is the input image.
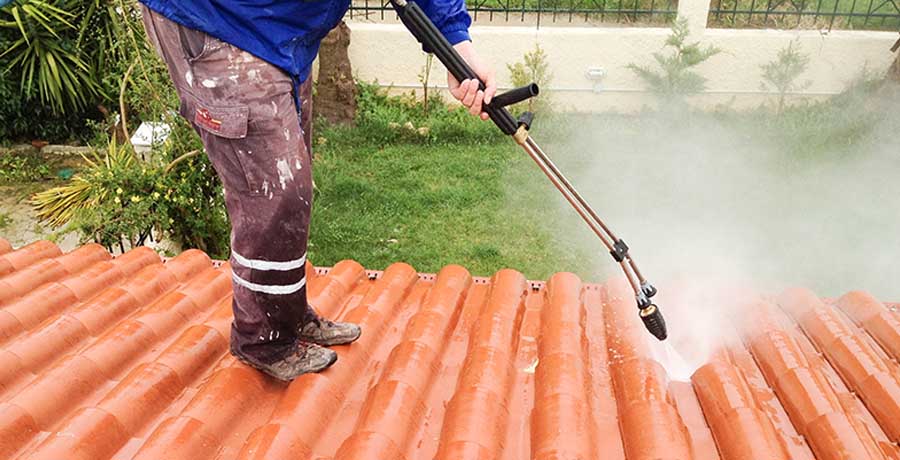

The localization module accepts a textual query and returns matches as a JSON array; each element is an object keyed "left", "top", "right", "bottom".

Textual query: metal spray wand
[{"left": 390, "top": 0, "right": 667, "bottom": 340}]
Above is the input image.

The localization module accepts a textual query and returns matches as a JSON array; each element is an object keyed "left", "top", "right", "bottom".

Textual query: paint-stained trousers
[{"left": 143, "top": 7, "right": 316, "bottom": 363}]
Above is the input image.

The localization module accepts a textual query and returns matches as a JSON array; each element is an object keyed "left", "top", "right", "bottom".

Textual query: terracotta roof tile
[{"left": 1, "top": 240, "right": 899, "bottom": 460}]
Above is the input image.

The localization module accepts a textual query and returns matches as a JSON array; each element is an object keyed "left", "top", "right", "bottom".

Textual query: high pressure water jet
[{"left": 391, "top": 0, "right": 668, "bottom": 340}]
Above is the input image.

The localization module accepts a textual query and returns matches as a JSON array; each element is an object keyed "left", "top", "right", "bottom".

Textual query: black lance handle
[{"left": 390, "top": 0, "right": 538, "bottom": 135}]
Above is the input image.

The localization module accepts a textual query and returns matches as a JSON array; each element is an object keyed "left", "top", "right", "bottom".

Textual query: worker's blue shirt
[{"left": 140, "top": 0, "right": 472, "bottom": 84}]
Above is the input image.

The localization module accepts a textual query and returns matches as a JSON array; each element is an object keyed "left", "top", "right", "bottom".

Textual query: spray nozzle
[
  {"left": 637, "top": 292, "right": 667, "bottom": 340},
  {"left": 640, "top": 304, "right": 668, "bottom": 341}
]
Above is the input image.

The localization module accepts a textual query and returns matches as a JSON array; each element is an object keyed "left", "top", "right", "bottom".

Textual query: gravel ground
[{"left": 0, "top": 184, "right": 81, "bottom": 252}]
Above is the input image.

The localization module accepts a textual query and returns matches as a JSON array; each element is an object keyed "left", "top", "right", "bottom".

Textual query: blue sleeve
[{"left": 414, "top": 0, "right": 472, "bottom": 44}]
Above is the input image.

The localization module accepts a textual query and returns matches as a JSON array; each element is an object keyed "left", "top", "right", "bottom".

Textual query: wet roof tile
[{"left": 1, "top": 239, "right": 899, "bottom": 460}]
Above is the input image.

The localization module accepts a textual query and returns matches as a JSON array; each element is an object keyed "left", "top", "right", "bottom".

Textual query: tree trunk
[{"left": 316, "top": 21, "right": 357, "bottom": 125}]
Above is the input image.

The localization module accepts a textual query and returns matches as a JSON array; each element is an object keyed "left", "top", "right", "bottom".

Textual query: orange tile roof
[{"left": 1, "top": 238, "right": 899, "bottom": 460}]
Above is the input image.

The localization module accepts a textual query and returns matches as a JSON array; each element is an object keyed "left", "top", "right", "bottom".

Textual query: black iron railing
[
  {"left": 347, "top": 0, "right": 679, "bottom": 26},
  {"left": 708, "top": 0, "right": 900, "bottom": 29},
  {"left": 347, "top": 0, "right": 899, "bottom": 29}
]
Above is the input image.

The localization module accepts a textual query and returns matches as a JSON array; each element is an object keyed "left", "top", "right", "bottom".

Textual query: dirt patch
[{"left": 0, "top": 184, "right": 80, "bottom": 252}]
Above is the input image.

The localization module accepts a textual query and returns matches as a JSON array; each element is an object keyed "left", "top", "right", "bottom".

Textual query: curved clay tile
[
  {"left": 0, "top": 238, "right": 11, "bottom": 255},
  {"left": 0, "top": 241, "right": 898, "bottom": 460},
  {"left": 836, "top": 291, "right": 900, "bottom": 363},
  {"left": 745, "top": 300, "right": 888, "bottom": 460},
  {"left": 0, "top": 240, "right": 61, "bottom": 278}
]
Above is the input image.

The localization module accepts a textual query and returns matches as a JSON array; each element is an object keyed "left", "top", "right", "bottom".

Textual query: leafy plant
[
  {"left": 0, "top": 52, "right": 96, "bottom": 142},
  {"left": 507, "top": 44, "right": 553, "bottom": 114},
  {"left": 32, "top": 136, "right": 133, "bottom": 229},
  {"left": 760, "top": 39, "right": 812, "bottom": 113},
  {"left": 0, "top": 0, "right": 100, "bottom": 113},
  {"left": 627, "top": 17, "right": 720, "bottom": 106},
  {"left": 352, "top": 81, "right": 501, "bottom": 145},
  {"left": 0, "top": 151, "right": 52, "bottom": 183},
  {"left": 0, "top": 0, "right": 147, "bottom": 140},
  {"left": 0, "top": 212, "right": 12, "bottom": 232},
  {"left": 154, "top": 118, "right": 230, "bottom": 258},
  {"left": 31, "top": 124, "right": 230, "bottom": 256}
]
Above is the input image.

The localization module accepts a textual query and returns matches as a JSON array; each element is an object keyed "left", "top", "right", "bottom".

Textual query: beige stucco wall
[{"left": 345, "top": 19, "right": 898, "bottom": 112}]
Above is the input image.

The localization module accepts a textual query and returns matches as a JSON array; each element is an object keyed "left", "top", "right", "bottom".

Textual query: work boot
[
  {"left": 230, "top": 339, "right": 337, "bottom": 382},
  {"left": 299, "top": 316, "right": 361, "bottom": 346}
]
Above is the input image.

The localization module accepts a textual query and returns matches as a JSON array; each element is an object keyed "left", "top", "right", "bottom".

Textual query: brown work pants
[{"left": 143, "top": 7, "right": 316, "bottom": 363}]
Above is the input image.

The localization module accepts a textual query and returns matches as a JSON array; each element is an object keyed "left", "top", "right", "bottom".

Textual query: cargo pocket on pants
[{"left": 184, "top": 95, "right": 264, "bottom": 196}]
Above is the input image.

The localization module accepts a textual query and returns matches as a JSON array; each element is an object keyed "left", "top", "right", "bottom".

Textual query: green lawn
[
  {"left": 308, "top": 80, "right": 900, "bottom": 298},
  {"left": 308, "top": 129, "right": 596, "bottom": 281}
]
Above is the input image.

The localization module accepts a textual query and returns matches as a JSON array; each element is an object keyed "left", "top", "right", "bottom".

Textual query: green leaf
[{"left": 10, "top": 7, "right": 30, "bottom": 45}]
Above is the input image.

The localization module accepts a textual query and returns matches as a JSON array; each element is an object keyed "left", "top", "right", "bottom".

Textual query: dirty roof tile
[
  {"left": 1, "top": 240, "right": 899, "bottom": 460},
  {"left": 0, "top": 238, "right": 12, "bottom": 256}
]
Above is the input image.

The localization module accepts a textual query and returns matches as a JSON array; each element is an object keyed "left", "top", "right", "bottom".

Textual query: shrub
[
  {"left": 32, "top": 124, "right": 230, "bottom": 257},
  {"left": 0, "top": 0, "right": 145, "bottom": 142},
  {"left": 0, "top": 150, "right": 52, "bottom": 183},
  {"left": 507, "top": 44, "right": 553, "bottom": 114},
  {"left": 350, "top": 81, "right": 503, "bottom": 146},
  {"left": 0, "top": 70, "right": 98, "bottom": 142},
  {"left": 31, "top": 38, "right": 230, "bottom": 258},
  {"left": 627, "top": 17, "right": 720, "bottom": 107},
  {"left": 0, "top": 1, "right": 101, "bottom": 114},
  {"left": 760, "top": 39, "right": 812, "bottom": 114}
]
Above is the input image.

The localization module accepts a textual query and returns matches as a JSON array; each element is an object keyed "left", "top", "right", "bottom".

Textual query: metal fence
[
  {"left": 347, "top": 0, "right": 679, "bottom": 26},
  {"left": 708, "top": 0, "right": 900, "bottom": 30},
  {"left": 347, "top": 0, "right": 900, "bottom": 29}
]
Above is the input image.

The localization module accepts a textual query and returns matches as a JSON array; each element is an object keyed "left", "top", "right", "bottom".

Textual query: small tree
[
  {"left": 418, "top": 53, "right": 435, "bottom": 116},
  {"left": 760, "top": 39, "right": 812, "bottom": 113},
  {"left": 507, "top": 44, "right": 553, "bottom": 114},
  {"left": 627, "top": 18, "right": 720, "bottom": 107}
]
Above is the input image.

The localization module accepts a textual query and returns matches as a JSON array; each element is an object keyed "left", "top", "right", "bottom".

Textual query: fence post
[{"left": 676, "top": 0, "right": 710, "bottom": 33}]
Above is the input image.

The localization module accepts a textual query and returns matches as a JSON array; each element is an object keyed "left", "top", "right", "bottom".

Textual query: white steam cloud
[{"left": 515, "top": 85, "right": 900, "bottom": 375}]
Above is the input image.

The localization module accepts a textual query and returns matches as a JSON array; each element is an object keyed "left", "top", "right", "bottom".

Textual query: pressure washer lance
[{"left": 390, "top": 0, "right": 667, "bottom": 341}]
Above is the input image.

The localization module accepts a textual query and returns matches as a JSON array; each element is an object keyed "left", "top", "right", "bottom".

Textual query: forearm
[{"left": 416, "top": 0, "right": 472, "bottom": 45}]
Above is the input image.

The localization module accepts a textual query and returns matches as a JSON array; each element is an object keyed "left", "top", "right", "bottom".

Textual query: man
[{"left": 140, "top": 0, "right": 496, "bottom": 381}]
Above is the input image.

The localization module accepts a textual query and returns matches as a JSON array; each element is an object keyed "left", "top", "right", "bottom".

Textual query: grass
[
  {"left": 308, "top": 78, "right": 899, "bottom": 289},
  {"left": 306, "top": 83, "right": 595, "bottom": 280},
  {"left": 308, "top": 126, "right": 595, "bottom": 280},
  {"left": 0, "top": 212, "right": 11, "bottom": 232},
  {"left": 0, "top": 151, "right": 53, "bottom": 184}
]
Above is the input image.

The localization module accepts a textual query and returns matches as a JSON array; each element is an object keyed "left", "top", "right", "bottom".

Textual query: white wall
[{"left": 345, "top": 14, "right": 898, "bottom": 112}]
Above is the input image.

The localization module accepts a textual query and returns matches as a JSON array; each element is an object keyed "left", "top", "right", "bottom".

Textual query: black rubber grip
[
  {"left": 491, "top": 84, "right": 540, "bottom": 108},
  {"left": 391, "top": 0, "right": 528, "bottom": 135}
]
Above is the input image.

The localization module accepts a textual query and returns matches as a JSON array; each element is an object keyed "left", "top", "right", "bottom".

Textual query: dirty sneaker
[
  {"left": 299, "top": 316, "right": 361, "bottom": 346},
  {"left": 230, "top": 339, "right": 337, "bottom": 382}
]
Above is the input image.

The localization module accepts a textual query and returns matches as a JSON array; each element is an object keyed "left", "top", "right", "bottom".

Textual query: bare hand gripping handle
[
  {"left": 391, "top": 0, "right": 537, "bottom": 135},
  {"left": 390, "top": 0, "right": 667, "bottom": 341}
]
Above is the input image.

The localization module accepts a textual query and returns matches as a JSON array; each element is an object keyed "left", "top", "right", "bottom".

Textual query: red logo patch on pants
[{"left": 195, "top": 107, "right": 222, "bottom": 132}]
